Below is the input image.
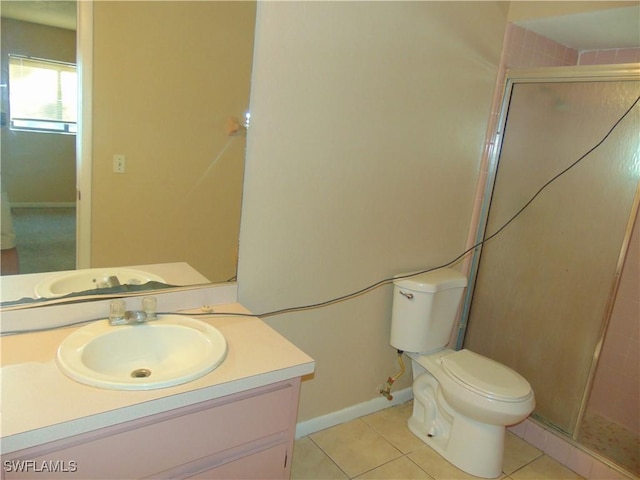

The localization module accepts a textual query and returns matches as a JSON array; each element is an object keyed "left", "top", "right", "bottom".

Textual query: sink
[
  {"left": 56, "top": 315, "right": 227, "bottom": 390},
  {"left": 35, "top": 268, "right": 166, "bottom": 298}
]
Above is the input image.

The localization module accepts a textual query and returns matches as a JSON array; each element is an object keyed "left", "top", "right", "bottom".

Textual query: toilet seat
[{"left": 440, "top": 350, "right": 531, "bottom": 402}]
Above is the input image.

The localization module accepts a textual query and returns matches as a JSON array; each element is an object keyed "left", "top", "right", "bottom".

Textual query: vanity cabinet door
[{"left": 2, "top": 378, "right": 300, "bottom": 480}]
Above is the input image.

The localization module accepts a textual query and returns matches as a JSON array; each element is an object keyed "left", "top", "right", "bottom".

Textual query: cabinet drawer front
[
  {"left": 4, "top": 383, "right": 296, "bottom": 479},
  {"left": 186, "top": 443, "right": 288, "bottom": 480}
]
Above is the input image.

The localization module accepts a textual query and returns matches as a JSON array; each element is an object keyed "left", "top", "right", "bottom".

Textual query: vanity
[{"left": 0, "top": 268, "right": 315, "bottom": 479}]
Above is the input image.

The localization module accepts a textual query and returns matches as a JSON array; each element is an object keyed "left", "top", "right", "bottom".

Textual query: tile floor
[{"left": 291, "top": 402, "right": 584, "bottom": 480}]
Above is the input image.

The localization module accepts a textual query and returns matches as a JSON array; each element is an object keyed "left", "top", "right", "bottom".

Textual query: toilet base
[{"left": 410, "top": 372, "right": 505, "bottom": 478}]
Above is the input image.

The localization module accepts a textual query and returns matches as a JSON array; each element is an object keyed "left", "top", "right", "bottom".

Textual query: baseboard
[
  {"left": 11, "top": 202, "right": 76, "bottom": 208},
  {"left": 295, "top": 387, "right": 413, "bottom": 439}
]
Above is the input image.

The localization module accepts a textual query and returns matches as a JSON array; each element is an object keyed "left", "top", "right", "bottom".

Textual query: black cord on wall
[
  {"left": 240, "top": 94, "right": 640, "bottom": 319},
  {"left": 2, "top": 96, "right": 638, "bottom": 335}
]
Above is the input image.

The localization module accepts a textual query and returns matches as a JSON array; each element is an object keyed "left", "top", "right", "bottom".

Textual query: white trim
[
  {"left": 76, "top": 0, "right": 93, "bottom": 269},
  {"left": 295, "top": 387, "right": 413, "bottom": 439}
]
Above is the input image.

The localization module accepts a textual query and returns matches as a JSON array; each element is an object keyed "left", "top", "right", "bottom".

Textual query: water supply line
[{"left": 379, "top": 350, "right": 405, "bottom": 401}]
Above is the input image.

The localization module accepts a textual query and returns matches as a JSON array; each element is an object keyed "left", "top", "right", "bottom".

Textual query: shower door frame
[{"left": 457, "top": 63, "right": 640, "bottom": 444}]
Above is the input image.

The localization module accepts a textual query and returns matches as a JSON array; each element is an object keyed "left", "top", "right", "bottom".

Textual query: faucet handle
[
  {"left": 109, "top": 299, "right": 127, "bottom": 325},
  {"left": 142, "top": 297, "right": 157, "bottom": 320},
  {"left": 108, "top": 297, "right": 157, "bottom": 326}
]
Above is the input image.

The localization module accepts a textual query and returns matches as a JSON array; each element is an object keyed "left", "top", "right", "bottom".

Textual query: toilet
[{"left": 391, "top": 268, "right": 535, "bottom": 478}]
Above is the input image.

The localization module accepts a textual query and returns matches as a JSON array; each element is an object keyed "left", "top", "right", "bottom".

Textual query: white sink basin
[
  {"left": 35, "top": 268, "right": 166, "bottom": 298},
  {"left": 56, "top": 315, "right": 227, "bottom": 390}
]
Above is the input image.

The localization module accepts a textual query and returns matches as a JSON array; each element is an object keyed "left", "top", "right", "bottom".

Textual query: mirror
[
  {"left": 0, "top": 261, "right": 212, "bottom": 307},
  {"left": 1, "top": 1, "right": 256, "bottom": 304}
]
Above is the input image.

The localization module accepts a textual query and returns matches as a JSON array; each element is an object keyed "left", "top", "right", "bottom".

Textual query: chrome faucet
[
  {"left": 109, "top": 297, "right": 158, "bottom": 326},
  {"left": 96, "top": 275, "right": 121, "bottom": 289}
]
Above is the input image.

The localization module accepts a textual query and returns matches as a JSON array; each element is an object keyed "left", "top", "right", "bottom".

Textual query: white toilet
[{"left": 391, "top": 268, "right": 535, "bottom": 478}]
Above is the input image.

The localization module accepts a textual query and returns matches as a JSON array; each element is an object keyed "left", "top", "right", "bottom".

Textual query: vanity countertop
[{"left": 0, "top": 303, "right": 315, "bottom": 454}]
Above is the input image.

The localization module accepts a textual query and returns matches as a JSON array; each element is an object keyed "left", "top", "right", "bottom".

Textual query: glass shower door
[{"left": 463, "top": 76, "right": 639, "bottom": 435}]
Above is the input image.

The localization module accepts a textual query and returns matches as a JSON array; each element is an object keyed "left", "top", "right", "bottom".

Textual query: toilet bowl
[
  {"left": 418, "top": 349, "right": 534, "bottom": 424},
  {"left": 408, "top": 349, "right": 535, "bottom": 478},
  {"left": 390, "top": 268, "right": 535, "bottom": 478}
]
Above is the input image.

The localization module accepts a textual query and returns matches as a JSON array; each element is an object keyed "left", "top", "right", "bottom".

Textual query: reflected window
[{"left": 8, "top": 54, "right": 77, "bottom": 134}]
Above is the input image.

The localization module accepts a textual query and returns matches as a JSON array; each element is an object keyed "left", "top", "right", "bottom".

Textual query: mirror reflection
[
  {"left": 1, "top": 1, "right": 77, "bottom": 276},
  {"left": 0, "top": 262, "right": 214, "bottom": 311},
  {"left": 1, "top": 1, "right": 256, "bottom": 304},
  {"left": 0, "top": 261, "right": 211, "bottom": 307}
]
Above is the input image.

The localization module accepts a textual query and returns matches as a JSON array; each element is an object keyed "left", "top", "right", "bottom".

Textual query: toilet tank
[{"left": 390, "top": 268, "right": 467, "bottom": 353}]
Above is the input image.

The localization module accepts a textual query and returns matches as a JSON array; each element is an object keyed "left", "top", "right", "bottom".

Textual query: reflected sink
[
  {"left": 35, "top": 268, "right": 166, "bottom": 298},
  {"left": 56, "top": 315, "right": 227, "bottom": 390}
]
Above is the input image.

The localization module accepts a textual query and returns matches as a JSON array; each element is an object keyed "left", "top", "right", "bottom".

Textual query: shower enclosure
[{"left": 460, "top": 65, "right": 639, "bottom": 475}]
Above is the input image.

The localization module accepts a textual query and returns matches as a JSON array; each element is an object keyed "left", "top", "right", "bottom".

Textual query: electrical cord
[
  {"left": 233, "top": 93, "right": 640, "bottom": 319},
  {"left": 2, "top": 95, "right": 638, "bottom": 335}
]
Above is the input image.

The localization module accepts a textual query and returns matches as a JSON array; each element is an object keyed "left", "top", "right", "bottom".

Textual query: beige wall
[
  {"left": 237, "top": 1, "right": 508, "bottom": 421},
  {"left": 0, "top": 18, "right": 76, "bottom": 205},
  {"left": 91, "top": 1, "right": 255, "bottom": 282}
]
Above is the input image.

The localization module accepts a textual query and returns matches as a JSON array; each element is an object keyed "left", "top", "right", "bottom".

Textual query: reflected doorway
[
  {"left": 0, "top": 2, "right": 78, "bottom": 275},
  {"left": 11, "top": 207, "right": 75, "bottom": 273}
]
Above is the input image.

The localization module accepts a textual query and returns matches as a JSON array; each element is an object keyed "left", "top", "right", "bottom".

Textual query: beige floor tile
[
  {"left": 355, "top": 456, "right": 432, "bottom": 479},
  {"left": 408, "top": 445, "right": 483, "bottom": 480},
  {"left": 291, "top": 437, "right": 348, "bottom": 480},
  {"left": 310, "top": 419, "right": 403, "bottom": 478},
  {"left": 509, "top": 455, "right": 584, "bottom": 480},
  {"left": 503, "top": 431, "right": 544, "bottom": 475},
  {"left": 362, "top": 402, "right": 426, "bottom": 454}
]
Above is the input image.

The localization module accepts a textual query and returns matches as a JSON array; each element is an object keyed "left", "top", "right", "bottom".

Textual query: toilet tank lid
[{"left": 394, "top": 268, "right": 467, "bottom": 293}]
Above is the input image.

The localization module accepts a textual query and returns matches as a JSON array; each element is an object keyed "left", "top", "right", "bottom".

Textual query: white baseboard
[
  {"left": 295, "top": 387, "right": 413, "bottom": 439},
  {"left": 11, "top": 202, "right": 76, "bottom": 208}
]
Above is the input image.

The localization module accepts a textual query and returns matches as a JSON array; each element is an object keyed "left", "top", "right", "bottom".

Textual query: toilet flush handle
[{"left": 399, "top": 290, "right": 414, "bottom": 300}]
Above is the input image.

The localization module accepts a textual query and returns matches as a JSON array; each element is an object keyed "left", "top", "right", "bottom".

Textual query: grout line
[
  {"left": 404, "top": 454, "right": 437, "bottom": 480},
  {"left": 306, "top": 432, "right": 351, "bottom": 479}
]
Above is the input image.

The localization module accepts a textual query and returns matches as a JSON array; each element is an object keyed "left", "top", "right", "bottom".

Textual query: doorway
[{"left": 0, "top": 2, "right": 79, "bottom": 274}]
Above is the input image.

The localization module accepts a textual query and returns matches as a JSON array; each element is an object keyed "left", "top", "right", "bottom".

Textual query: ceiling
[
  {"left": 516, "top": 5, "right": 640, "bottom": 51},
  {"left": 1, "top": 1, "right": 76, "bottom": 30},
  {"left": 1, "top": 1, "right": 639, "bottom": 50}
]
